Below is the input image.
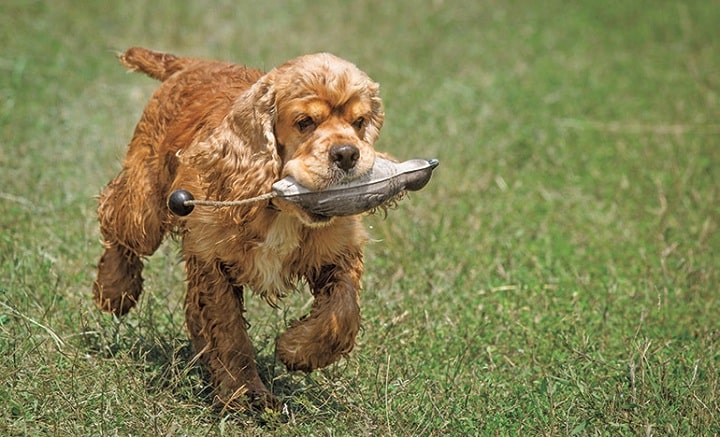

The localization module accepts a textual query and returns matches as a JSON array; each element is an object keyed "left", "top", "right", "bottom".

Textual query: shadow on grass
[{"left": 79, "top": 311, "right": 347, "bottom": 425}]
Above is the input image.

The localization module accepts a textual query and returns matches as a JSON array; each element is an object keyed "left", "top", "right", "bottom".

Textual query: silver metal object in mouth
[
  {"left": 271, "top": 157, "right": 439, "bottom": 217},
  {"left": 168, "top": 157, "right": 439, "bottom": 217}
]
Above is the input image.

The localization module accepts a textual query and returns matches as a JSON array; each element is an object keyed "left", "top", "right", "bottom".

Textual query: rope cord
[{"left": 185, "top": 192, "right": 277, "bottom": 207}]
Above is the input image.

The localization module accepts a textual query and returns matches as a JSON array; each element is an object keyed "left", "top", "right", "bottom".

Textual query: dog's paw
[
  {"left": 276, "top": 318, "right": 356, "bottom": 372},
  {"left": 93, "top": 245, "right": 144, "bottom": 315}
]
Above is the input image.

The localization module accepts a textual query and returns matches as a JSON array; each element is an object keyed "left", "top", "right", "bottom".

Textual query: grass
[{"left": 1, "top": 0, "right": 719, "bottom": 435}]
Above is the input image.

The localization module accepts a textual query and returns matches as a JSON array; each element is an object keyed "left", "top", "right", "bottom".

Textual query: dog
[{"left": 93, "top": 47, "right": 385, "bottom": 409}]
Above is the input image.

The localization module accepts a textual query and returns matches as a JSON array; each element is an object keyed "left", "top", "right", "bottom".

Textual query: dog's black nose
[{"left": 329, "top": 144, "right": 360, "bottom": 171}]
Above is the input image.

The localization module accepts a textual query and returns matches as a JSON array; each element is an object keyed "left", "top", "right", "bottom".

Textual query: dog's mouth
[
  {"left": 282, "top": 151, "right": 376, "bottom": 192},
  {"left": 271, "top": 157, "right": 439, "bottom": 222},
  {"left": 300, "top": 165, "right": 369, "bottom": 192},
  {"left": 270, "top": 158, "right": 381, "bottom": 225}
]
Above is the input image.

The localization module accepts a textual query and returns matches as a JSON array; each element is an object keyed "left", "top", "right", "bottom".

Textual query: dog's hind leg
[{"left": 93, "top": 159, "right": 169, "bottom": 316}]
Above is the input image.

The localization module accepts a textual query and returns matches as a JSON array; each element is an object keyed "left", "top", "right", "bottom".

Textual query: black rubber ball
[{"left": 168, "top": 190, "right": 195, "bottom": 216}]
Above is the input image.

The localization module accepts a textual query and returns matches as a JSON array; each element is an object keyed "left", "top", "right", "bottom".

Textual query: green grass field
[{"left": 2, "top": 1, "right": 719, "bottom": 435}]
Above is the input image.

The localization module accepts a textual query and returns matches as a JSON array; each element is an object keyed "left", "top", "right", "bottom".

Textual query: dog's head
[
  {"left": 228, "top": 53, "right": 384, "bottom": 225},
  {"left": 271, "top": 53, "right": 384, "bottom": 190}
]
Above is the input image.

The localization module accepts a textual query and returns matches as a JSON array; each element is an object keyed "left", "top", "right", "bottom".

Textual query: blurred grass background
[{"left": 1, "top": 0, "right": 718, "bottom": 435}]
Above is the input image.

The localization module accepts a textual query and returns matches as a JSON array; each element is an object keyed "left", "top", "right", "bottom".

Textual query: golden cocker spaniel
[{"left": 93, "top": 47, "right": 386, "bottom": 409}]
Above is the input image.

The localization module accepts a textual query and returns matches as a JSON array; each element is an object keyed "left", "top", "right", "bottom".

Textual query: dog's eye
[
  {"left": 352, "top": 117, "right": 365, "bottom": 130},
  {"left": 295, "top": 116, "right": 315, "bottom": 133}
]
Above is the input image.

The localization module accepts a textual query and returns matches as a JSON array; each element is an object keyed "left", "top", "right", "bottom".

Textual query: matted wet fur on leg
[{"left": 93, "top": 47, "right": 385, "bottom": 409}]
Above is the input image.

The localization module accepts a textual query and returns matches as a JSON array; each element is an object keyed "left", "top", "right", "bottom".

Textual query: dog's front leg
[
  {"left": 276, "top": 259, "right": 363, "bottom": 372},
  {"left": 183, "top": 256, "right": 276, "bottom": 410}
]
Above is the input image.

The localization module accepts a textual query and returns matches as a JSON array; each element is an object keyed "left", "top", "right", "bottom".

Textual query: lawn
[{"left": 1, "top": 0, "right": 718, "bottom": 435}]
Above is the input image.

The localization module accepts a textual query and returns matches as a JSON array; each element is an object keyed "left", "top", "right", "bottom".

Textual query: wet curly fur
[{"left": 92, "top": 47, "right": 386, "bottom": 409}]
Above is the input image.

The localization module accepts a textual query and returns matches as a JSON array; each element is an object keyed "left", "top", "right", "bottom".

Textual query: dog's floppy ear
[
  {"left": 364, "top": 81, "right": 385, "bottom": 146},
  {"left": 180, "top": 73, "right": 282, "bottom": 218},
  {"left": 232, "top": 75, "right": 278, "bottom": 156}
]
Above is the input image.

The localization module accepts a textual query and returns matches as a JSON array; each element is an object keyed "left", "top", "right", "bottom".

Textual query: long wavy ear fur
[
  {"left": 181, "top": 74, "right": 281, "bottom": 221},
  {"left": 364, "top": 81, "right": 385, "bottom": 146}
]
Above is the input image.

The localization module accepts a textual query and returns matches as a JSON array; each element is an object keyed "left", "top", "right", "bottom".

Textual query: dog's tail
[{"left": 118, "top": 47, "right": 191, "bottom": 82}]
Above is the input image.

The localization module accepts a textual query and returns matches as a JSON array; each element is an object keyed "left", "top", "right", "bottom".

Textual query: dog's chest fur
[{"left": 251, "top": 213, "right": 304, "bottom": 297}]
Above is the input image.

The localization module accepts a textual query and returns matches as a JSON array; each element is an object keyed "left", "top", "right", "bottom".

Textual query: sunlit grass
[{"left": 1, "top": 0, "right": 718, "bottom": 435}]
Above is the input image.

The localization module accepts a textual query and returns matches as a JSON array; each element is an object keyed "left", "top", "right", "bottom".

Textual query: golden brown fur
[{"left": 93, "top": 47, "right": 385, "bottom": 409}]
